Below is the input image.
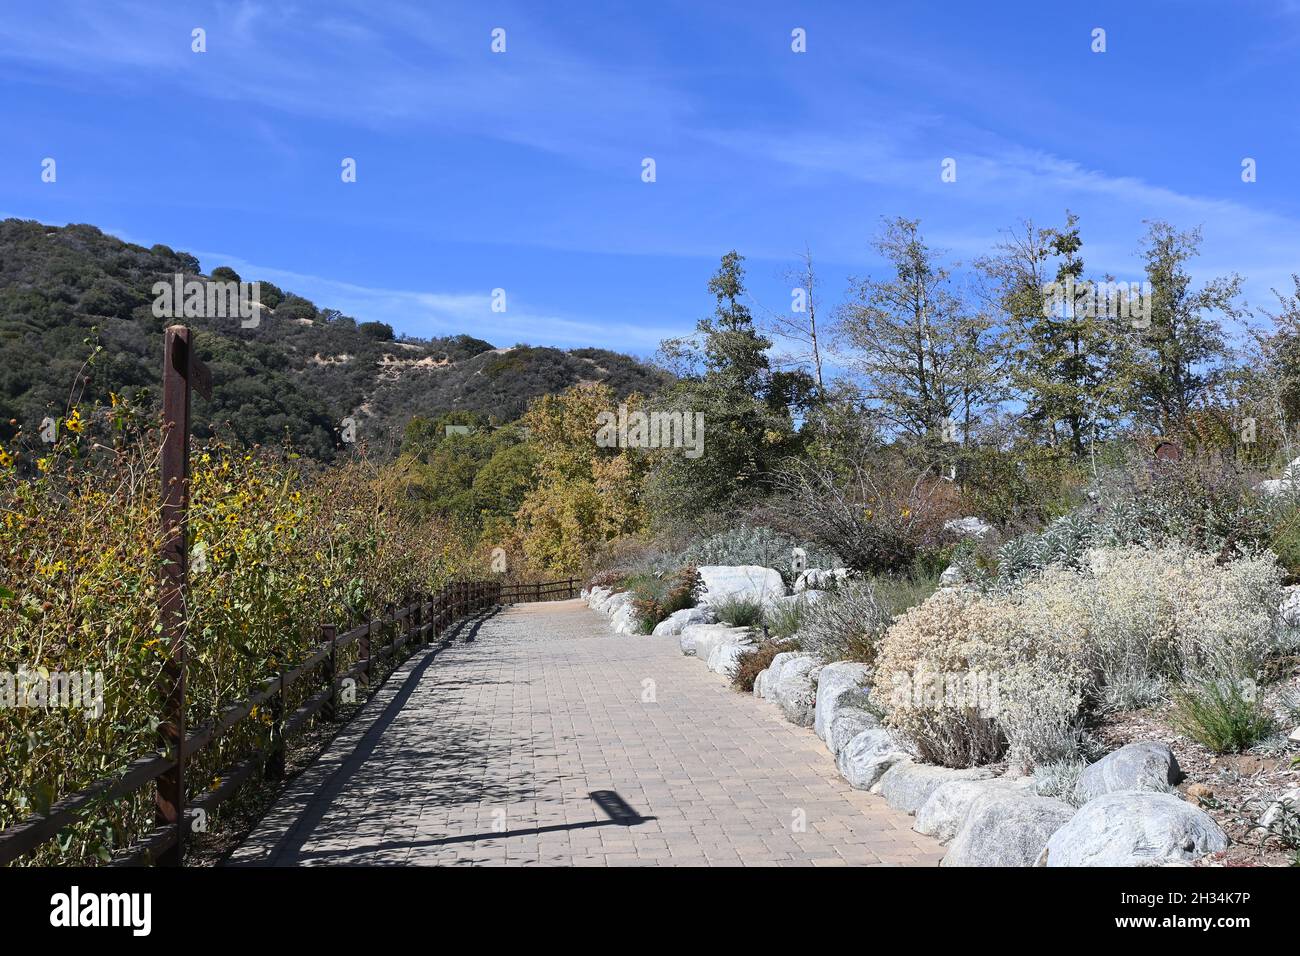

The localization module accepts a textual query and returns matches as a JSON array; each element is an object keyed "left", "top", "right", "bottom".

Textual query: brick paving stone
[{"left": 229, "top": 600, "right": 942, "bottom": 867}]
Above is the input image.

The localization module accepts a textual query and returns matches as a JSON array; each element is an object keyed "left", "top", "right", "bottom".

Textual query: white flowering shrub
[
  {"left": 1084, "top": 545, "right": 1285, "bottom": 706},
  {"left": 871, "top": 589, "right": 1011, "bottom": 767},
  {"left": 996, "top": 666, "right": 1086, "bottom": 771},
  {"left": 873, "top": 544, "right": 1288, "bottom": 768}
]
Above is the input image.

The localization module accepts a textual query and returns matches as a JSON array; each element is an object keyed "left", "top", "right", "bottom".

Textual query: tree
[
  {"left": 647, "top": 252, "right": 806, "bottom": 528},
  {"left": 513, "top": 382, "right": 649, "bottom": 572},
  {"left": 839, "top": 218, "right": 999, "bottom": 464},
  {"left": 699, "top": 250, "right": 771, "bottom": 392},
  {"left": 756, "top": 245, "right": 826, "bottom": 399},
  {"left": 977, "top": 213, "right": 1123, "bottom": 458},
  {"left": 1127, "top": 221, "right": 1242, "bottom": 431},
  {"left": 358, "top": 320, "right": 395, "bottom": 341}
]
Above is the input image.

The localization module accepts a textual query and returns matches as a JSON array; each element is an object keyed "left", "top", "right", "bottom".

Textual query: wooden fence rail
[
  {"left": 0, "top": 325, "right": 584, "bottom": 868},
  {"left": 0, "top": 575, "right": 580, "bottom": 867}
]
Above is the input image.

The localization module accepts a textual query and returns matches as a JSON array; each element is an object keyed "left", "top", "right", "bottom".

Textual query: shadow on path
[
  {"left": 288, "top": 790, "right": 655, "bottom": 862},
  {"left": 228, "top": 608, "right": 541, "bottom": 865}
]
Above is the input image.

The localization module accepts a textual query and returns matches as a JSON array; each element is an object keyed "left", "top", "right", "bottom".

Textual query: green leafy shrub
[
  {"left": 0, "top": 400, "right": 476, "bottom": 864},
  {"left": 872, "top": 572, "right": 942, "bottom": 617},
  {"left": 763, "top": 594, "right": 814, "bottom": 640},
  {"left": 1170, "top": 679, "right": 1277, "bottom": 753},
  {"left": 628, "top": 565, "right": 700, "bottom": 633},
  {"left": 712, "top": 596, "right": 765, "bottom": 628}
]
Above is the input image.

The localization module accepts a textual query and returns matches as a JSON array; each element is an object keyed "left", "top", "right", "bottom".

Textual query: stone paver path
[{"left": 229, "top": 600, "right": 943, "bottom": 866}]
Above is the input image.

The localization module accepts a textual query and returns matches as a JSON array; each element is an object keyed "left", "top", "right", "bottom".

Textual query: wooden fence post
[
  {"left": 155, "top": 325, "right": 211, "bottom": 867},
  {"left": 266, "top": 669, "right": 286, "bottom": 779},
  {"left": 360, "top": 616, "right": 371, "bottom": 688},
  {"left": 322, "top": 624, "right": 337, "bottom": 721}
]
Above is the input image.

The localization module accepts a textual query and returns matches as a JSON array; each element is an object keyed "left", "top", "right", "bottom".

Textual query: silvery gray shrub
[{"left": 797, "top": 579, "right": 893, "bottom": 663}]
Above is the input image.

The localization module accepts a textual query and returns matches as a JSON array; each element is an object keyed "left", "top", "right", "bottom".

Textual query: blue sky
[{"left": 2, "top": 1, "right": 1299, "bottom": 361}]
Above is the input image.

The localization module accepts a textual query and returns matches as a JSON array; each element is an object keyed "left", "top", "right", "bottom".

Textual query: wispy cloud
[{"left": 0, "top": 0, "right": 693, "bottom": 167}]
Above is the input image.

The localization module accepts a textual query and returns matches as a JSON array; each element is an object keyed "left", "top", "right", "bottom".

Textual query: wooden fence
[
  {"left": 0, "top": 326, "right": 585, "bottom": 867},
  {"left": 0, "top": 575, "right": 583, "bottom": 866},
  {"left": 499, "top": 578, "right": 580, "bottom": 604}
]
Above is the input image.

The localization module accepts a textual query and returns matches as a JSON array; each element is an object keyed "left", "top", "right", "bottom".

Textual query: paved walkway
[{"left": 229, "top": 600, "right": 943, "bottom": 866}]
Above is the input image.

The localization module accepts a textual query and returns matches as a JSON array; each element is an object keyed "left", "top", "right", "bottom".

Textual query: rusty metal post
[{"left": 156, "top": 326, "right": 210, "bottom": 867}]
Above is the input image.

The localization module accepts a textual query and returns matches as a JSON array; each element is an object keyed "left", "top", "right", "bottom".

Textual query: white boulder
[
  {"left": 595, "top": 589, "right": 632, "bottom": 617},
  {"left": 813, "top": 662, "right": 872, "bottom": 743},
  {"left": 609, "top": 602, "right": 641, "bottom": 634},
  {"left": 835, "top": 729, "right": 908, "bottom": 791},
  {"left": 1075, "top": 742, "right": 1183, "bottom": 803},
  {"left": 680, "top": 623, "right": 749, "bottom": 661},
  {"left": 651, "top": 605, "right": 715, "bottom": 636},
  {"left": 943, "top": 516, "right": 992, "bottom": 539},
  {"left": 827, "top": 705, "right": 879, "bottom": 756},
  {"left": 1256, "top": 456, "right": 1300, "bottom": 495},
  {"left": 942, "top": 792, "right": 1076, "bottom": 867},
  {"left": 878, "top": 763, "right": 998, "bottom": 816},
  {"left": 772, "top": 656, "right": 819, "bottom": 726},
  {"left": 696, "top": 565, "right": 786, "bottom": 609},
  {"left": 793, "top": 567, "right": 851, "bottom": 592},
  {"left": 707, "top": 637, "right": 756, "bottom": 677},
  {"left": 938, "top": 564, "right": 965, "bottom": 587},
  {"left": 1041, "top": 791, "right": 1228, "bottom": 867},
  {"left": 761, "top": 651, "right": 811, "bottom": 700},
  {"left": 915, "top": 777, "right": 1035, "bottom": 844}
]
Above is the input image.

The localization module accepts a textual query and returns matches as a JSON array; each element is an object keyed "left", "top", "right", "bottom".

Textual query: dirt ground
[{"left": 1094, "top": 668, "right": 1300, "bottom": 868}]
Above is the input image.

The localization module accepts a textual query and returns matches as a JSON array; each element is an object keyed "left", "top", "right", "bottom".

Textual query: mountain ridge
[{"left": 0, "top": 219, "right": 669, "bottom": 458}]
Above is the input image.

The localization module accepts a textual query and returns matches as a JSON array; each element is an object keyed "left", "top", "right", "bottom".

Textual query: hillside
[{"left": 0, "top": 219, "right": 669, "bottom": 459}]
